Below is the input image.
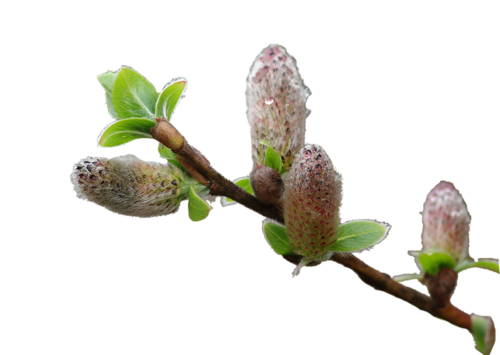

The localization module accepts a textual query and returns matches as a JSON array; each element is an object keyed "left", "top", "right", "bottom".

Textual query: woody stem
[{"left": 150, "top": 118, "right": 476, "bottom": 333}]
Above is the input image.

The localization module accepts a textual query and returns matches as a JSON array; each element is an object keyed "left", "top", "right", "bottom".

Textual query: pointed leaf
[
  {"left": 158, "top": 143, "right": 185, "bottom": 171},
  {"left": 155, "top": 79, "right": 187, "bottom": 120},
  {"left": 265, "top": 146, "right": 283, "bottom": 173},
  {"left": 98, "top": 70, "right": 119, "bottom": 118},
  {"left": 98, "top": 118, "right": 156, "bottom": 147},
  {"left": 224, "top": 177, "right": 254, "bottom": 204},
  {"left": 329, "top": 220, "right": 391, "bottom": 253},
  {"left": 469, "top": 313, "right": 497, "bottom": 355},
  {"left": 188, "top": 185, "right": 212, "bottom": 222},
  {"left": 98, "top": 71, "right": 115, "bottom": 94},
  {"left": 112, "top": 67, "right": 158, "bottom": 119},
  {"left": 455, "top": 258, "right": 499, "bottom": 274},
  {"left": 417, "top": 251, "right": 455, "bottom": 276},
  {"left": 262, "top": 219, "right": 295, "bottom": 256},
  {"left": 393, "top": 273, "right": 423, "bottom": 283}
]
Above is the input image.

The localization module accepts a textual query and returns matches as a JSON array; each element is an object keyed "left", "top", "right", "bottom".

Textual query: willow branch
[
  {"left": 150, "top": 118, "right": 474, "bottom": 332},
  {"left": 330, "top": 254, "right": 472, "bottom": 330},
  {"left": 150, "top": 119, "right": 282, "bottom": 222}
]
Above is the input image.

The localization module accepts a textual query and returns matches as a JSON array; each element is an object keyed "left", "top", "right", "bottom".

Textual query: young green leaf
[
  {"left": 455, "top": 258, "right": 499, "bottom": 274},
  {"left": 97, "top": 71, "right": 118, "bottom": 95},
  {"left": 393, "top": 273, "right": 423, "bottom": 283},
  {"left": 223, "top": 177, "right": 254, "bottom": 204},
  {"left": 155, "top": 79, "right": 187, "bottom": 120},
  {"left": 98, "top": 70, "right": 119, "bottom": 118},
  {"left": 329, "top": 220, "right": 391, "bottom": 253},
  {"left": 471, "top": 314, "right": 495, "bottom": 355},
  {"left": 265, "top": 146, "right": 283, "bottom": 173},
  {"left": 158, "top": 143, "right": 185, "bottom": 171},
  {"left": 417, "top": 251, "right": 456, "bottom": 276},
  {"left": 112, "top": 67, "right": 158, "bottom": 119},
  {"left": 262, "top": 219, "right": 295, "bottom": 256},
  {"left": 188, "top": 186, "right": 212, "bottom": 222},
  {"left": 98, "top": 118, "right": 156, "bottom": 147}
]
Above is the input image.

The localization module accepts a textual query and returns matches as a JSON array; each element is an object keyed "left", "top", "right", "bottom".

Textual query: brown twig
[
  {"left": 330, "top": 254, "right": 471, "bottom": 330},
  {"left": 151, "top": 119, "right": 282, "bottom": 222},
  {"left": 150, "top": 118, "right": 475, "bottom": 333}
]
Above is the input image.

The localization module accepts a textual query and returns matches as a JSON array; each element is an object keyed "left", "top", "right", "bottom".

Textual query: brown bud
[
  {"left": 423, "top": 268, "right": 458, "bottom": 307},
  {"left": 249, "top": 164, "right": 284, "bottom": 205},
  {"left": 177, "top": 155, "right": 210, "bottom": 186},
  {"left": 151, "top": 118, "right": 186, "bottom": 152}
]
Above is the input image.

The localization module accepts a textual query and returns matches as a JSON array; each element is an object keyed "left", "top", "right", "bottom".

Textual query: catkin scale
[
  {"left": 71, "top": 155, "right": 194, "bottom": 217},
  {"left": 249, "top": 164, "right": 284, "bottom": 205},
  {"left": 283, "top": 144, "right": 342, "bottom": 260}
]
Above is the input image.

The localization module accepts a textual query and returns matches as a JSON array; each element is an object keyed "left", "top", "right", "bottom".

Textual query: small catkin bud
[
  {"left": 283, "top": 144, "right": 342, "bottom": 260},
  {"left": 71, "top": 155, "right": 194, "bottom": 217},
  {"left": 421, "top": 181, "right": 471, "bottom": 263},
  {"left": 423, "top": 268, "right": 458, "bottom": 308},
  {"left": 249, "top": 164, "right": 284, "bottom": 205},
  {"left": 246, "top": 44, "right": 311, "bottom": 171}
]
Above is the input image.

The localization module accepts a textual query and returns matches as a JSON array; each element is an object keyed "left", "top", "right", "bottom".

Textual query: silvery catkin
[
  {"left": 71, "top": 155, "right": 199, "bottom": 217},
  {"left": 421, "top": 181, "right": 471, "bottom": 263},
  {"left": 283, "top": 144, "right": 342, "bottom": 260},
  {"left": 246, "top": 44, "right": 310, "bottom": 171}
]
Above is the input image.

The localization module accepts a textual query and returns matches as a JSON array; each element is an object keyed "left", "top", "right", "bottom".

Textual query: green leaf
[
  {"left": 98, "top": 118, "right": 156, "bottom": 147},
  {"left": 262, "top": 219, "right": 295, "bottom": 256},
  {"left": 471, "top": 314, "right": 495, "bottom": 355},
  {"left": 455, "top": 258, "right": 499, "bottom": 274},
  {"left": 329, "top": 220, "right": 391, "bottom": 253},
  {"left": 98, "top": 71, "right": 119, "bottom": 118},
  {"left": 112, "top": 67, "right": 158, "bottom": 119},
  {"left": 188, "top": 186, "right": 212, "bottom": 222},
  {"left": 158, "top": 143, "right": 185, "bottom": 171},
  {"left": 227, "top": 178, "right": 254, "bottom": 202},
  {"left": 265, "top": 146, "right": 283, "bottom": 173},
  {"left": 417, "top": 251, "right": 456, "bottom": 276},
  {"left": 393, "top": 273, "right": 423, "bottom": 283},
  {"left": 155, "top": 79, "right": 187, "bottom": 120},
  {"left": 97, "top": 71, "right": 118, "bottom": 95}
]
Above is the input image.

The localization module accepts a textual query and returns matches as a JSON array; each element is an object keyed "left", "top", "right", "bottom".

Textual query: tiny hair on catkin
[{"left": 71, "top": 155, "right": 198, "bottom": 218}]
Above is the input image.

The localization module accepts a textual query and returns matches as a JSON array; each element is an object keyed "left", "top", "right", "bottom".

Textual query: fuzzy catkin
[
  {"left": 71, "top": 155, "right": 195, "bottom": 217},
  {"left": 246, "top": 44, "right": 310, "bottom": 171},
  {"left": 283, "top": 144, "right": 342, "bottom": 260},
  {"left": 421, "top": 181, "right": 471, "bottom": 263}
]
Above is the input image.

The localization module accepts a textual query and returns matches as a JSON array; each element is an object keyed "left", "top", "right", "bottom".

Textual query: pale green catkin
[{"left": 71, "top": 155, "right": 199, "bottom": 217}]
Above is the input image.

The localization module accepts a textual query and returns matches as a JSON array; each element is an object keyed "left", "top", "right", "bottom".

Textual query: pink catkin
[
  {"left": 283, "top": 144, "right": 342, "bottom": 260},
  {"left": 421, "top": 181, "right": 471, "bottom": 263},
  {"left": 246, "top": 44, "right": 311, "bottom": 171}
]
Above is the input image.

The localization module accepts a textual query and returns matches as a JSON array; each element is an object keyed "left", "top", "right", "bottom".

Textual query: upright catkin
[
  {"left": 421, "top": 181, "right": 471, "bottom": 263},
  {"left": 283, "top": 144, "right": 342, "bottom": 260},
  {"left": 246, "top": 44, "right": 311, "bottom": 171}
]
